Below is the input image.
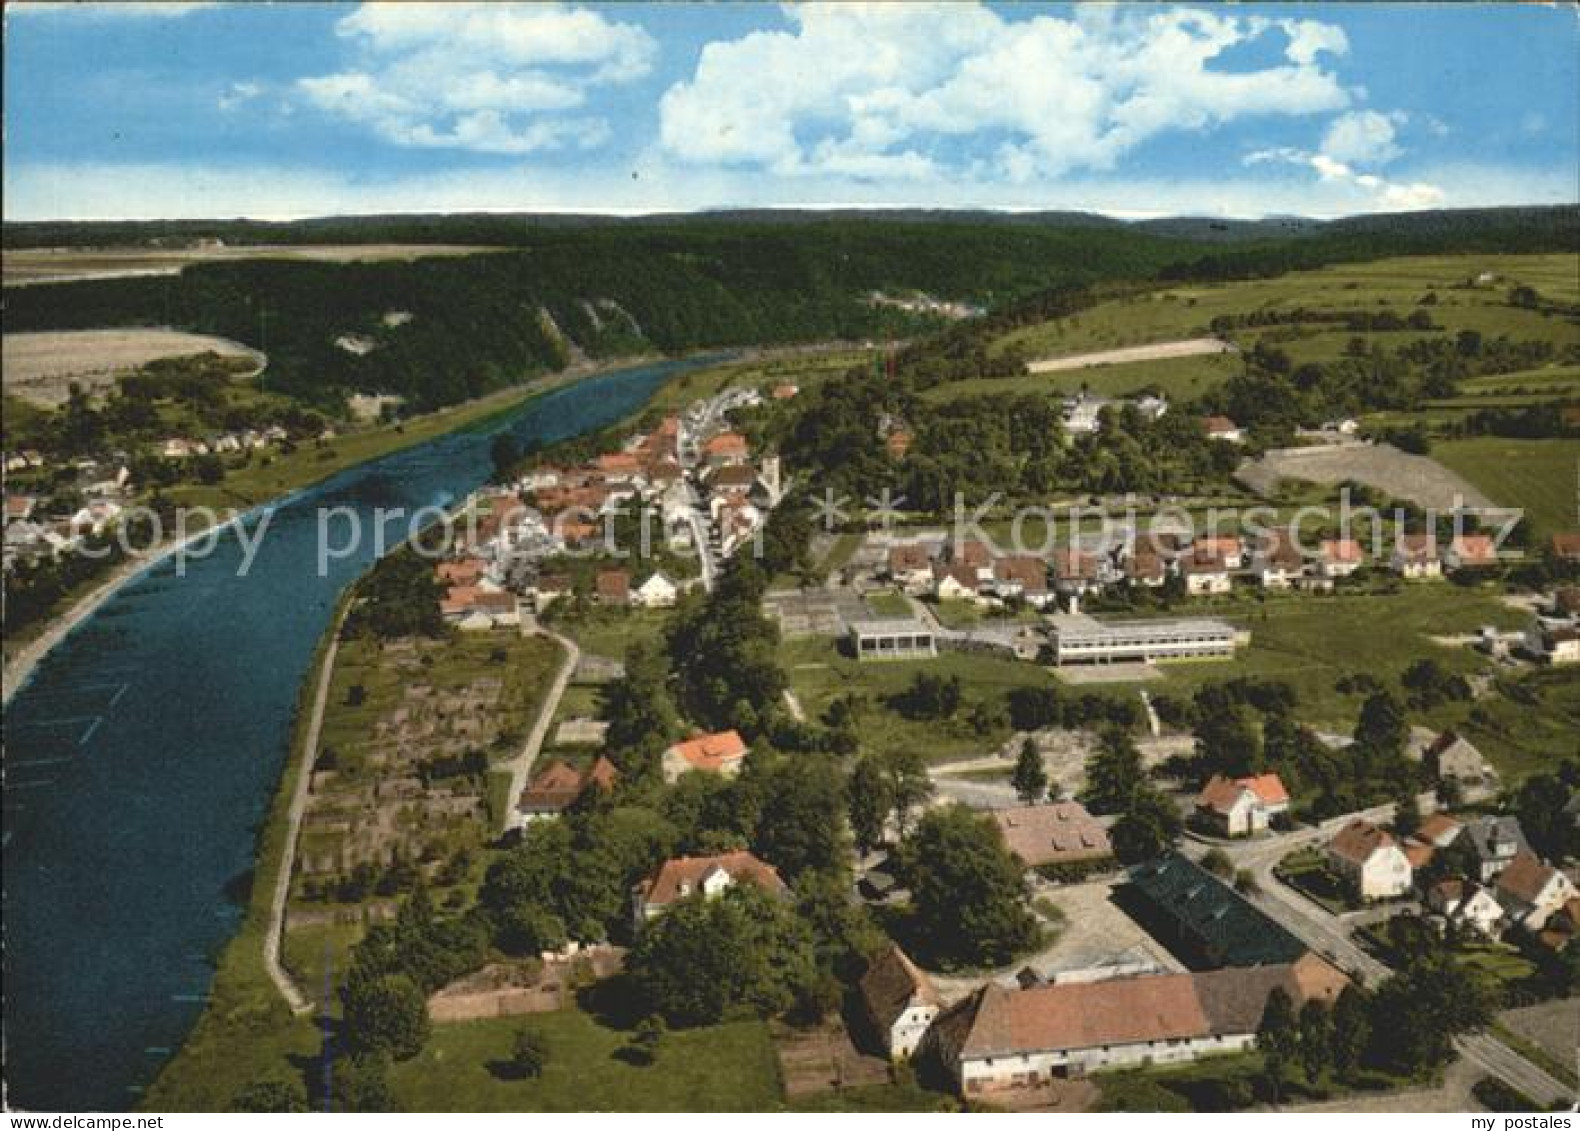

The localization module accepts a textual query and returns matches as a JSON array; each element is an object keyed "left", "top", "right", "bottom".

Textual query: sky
[{"left": 4, "top": 1, "right": 1577, "bottom": 221}]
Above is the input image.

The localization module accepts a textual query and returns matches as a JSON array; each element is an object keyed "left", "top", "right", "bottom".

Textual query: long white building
[{"left": 1045, "top": 613, "right": 1239, "bottom": 665}]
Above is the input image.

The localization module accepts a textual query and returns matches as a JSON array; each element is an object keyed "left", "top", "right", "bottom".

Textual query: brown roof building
[
  {"left": 633, "top": 850, "right": 787, "bottom": 923},
  {"left": 991, "top": 802, "right": 1113, "bottom": 869},
  {"left": 859, "top": 944, "right": 941, "bottom": 1059}
]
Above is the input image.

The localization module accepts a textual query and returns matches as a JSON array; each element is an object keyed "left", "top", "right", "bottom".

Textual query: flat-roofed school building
[
  {"left": 848, "top": 616, "right": 938, "bottom": 661},
  {"left": 1046, "top": 613, "right": 1237, "bottom": 666}
]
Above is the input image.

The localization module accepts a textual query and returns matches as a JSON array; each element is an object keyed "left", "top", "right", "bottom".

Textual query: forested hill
[
  {"left": 1, "top": 222, "right": 1185, "bottom": 412},
  {"left": 4, "top": 208, "right": 1574, "bottom": 414}
]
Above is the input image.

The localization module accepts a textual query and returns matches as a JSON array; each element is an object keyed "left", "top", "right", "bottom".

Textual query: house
[
  {"left": 927, "top": 954, "right": 1345, "bottom": 1093},
  {"left": 632, "top": 571, "right": 679, "bottom": 608},
  {"left": 632, "top": 850, "right": 787, "bottom": 925},
  {"left": 1391, "top": 533, "right": 1443, "bottom": 580},
  {"left": 440, "top": 586, "right": 519, "bottom": 630},
  {"left": 1194, "top": 534, "right": 1244, "bottom": 569},
  {"left": 1416, "top": 812, "right": 1464, "bottom": 849},
  {"left": 886, "top": 543, "right": 935, "bottom": 593},
  {"left": 1194, "top": 773, "right": 1290, "bottom": 837},
  {"left": 1062, "top": 395, "right": 1112, "bottom": 435},
  {"left": 1545, "top": 586, "right": 1580, "bottom": 621},
  {"left": 1537, "top": 898, "right": 1580, "bottom": 950},
  {"left": 701, "top": 431, "right": 749, "bottom": 467},
  {"left": 859, "top": 944, "right": 940, "bottom": 1060},
  {"left": 932, "top": 561, "right": 982, "bottom": 602},
  {"left": 4, "top": 495, "right": 39, "bottom": 523},
  {"left": 991, "top": 556, "right": 1052, "bottom": 606},
  {"left": 1325, "top": 819, "right": 1412, "bottom": 899},
  {"left": 770, "top": 383, "right": 799, "bottom": 400},
  {"left": 1202, "top": 416, "right": 1243, "bottom": 443},
  {"left": 1051, "top": 548, "right": 1103, "bottom": 596},
  {"left": 707, "top": 463, "right": 759, "bottom": 496},
  {"left": 1124, "top": 550, "right": 1168, "bottom": 588},
  {"left": 515, "top": 756, "right": 619, "bottom": 824},
  {"left": 1461, "top": 816, "right": 1531, "bottom": 883},
  {"left": 594, "top": 568, "right": 631, "bottom": 606},
  {"left": 1423, "top": 730, "right": 1490, "bottom": 784},
  {"left": 1445, "top": 534, "right": 1498, "bottom": 571},
  {"left": 1494, "top": 852, "right": 1579, "bottom": 931},
  {"left": 1549, "top": 532, "right": 1580, "bottom": 563},
  {"left": 661, "top": 729, "right": 748, "bottom": 783},
  {"left": 527, "top": 573, "right": 572, "bottom": 610},
  {"left": 991, "top": 801, "right": 1113, "bottom": 870},
  {"left": 435, "top": 557, "right": 488, "bottom": 587},
  {"left": 885, "top": 430, "right": 913, "bottom": 460},
  {"left": 1253, "top": 530, "right": 1306, "bottom": 589},
  {"left": 1426, "top": 879, "right": 1505, "bottom": 937},
  {"left": 1317, "top": 538, "right": 1364, "bottom": 579},
  {"left": 1181, "top": 549, "right": 1232, "bottom": 595},
  {"left": 1527, "top": 624, "right": 1580, "bottom": 665}
]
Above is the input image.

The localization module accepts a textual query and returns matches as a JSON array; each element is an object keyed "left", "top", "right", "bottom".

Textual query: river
[{"left": 1, "top": 357, "right": 716, "bottom": 1111}]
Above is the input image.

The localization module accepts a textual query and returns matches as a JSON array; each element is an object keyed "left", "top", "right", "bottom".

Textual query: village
[{"left": 259, "top": 365, "right": 1580, "bottom": 1114}]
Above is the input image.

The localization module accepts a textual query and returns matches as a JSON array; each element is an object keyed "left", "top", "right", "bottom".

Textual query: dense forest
[{"left": 6, "top": 208, "right": 1574, "bottom": 416}]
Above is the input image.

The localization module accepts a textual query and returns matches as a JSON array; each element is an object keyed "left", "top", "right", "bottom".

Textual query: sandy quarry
[
  {"left": 1236, "top": 440, "right": 1499, "bottom": 513},
  {"left": 1027, "top": 336, "right": 1235, "bottom": 373},
  {"left": 3, "top": 328, "right": 264, "bottom": 406}
]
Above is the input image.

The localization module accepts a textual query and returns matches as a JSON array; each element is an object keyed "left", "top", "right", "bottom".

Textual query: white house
[
  {"left": 1193, "top": 773, "right": 1290, "bottom": 837},
  {"left": 1391, "top": 534, "right": 1443, "bottom": 580},
  {"left": 928, "top": 956, "right": 1347, "bottom": 1095},
  {"left": 632, "top": 571, "right": 679, "bottom": 608},
  {"left": 1326, "top": 819, "right": 1412, "bottom": 899},
  {"left": 1494, "top": 852, "right": 1579, "bottom": 931},
  {"left": 887, "top": 543, "right": 936, "bottom": 594},
  {"left": 1317, "top": 539, "right": 1364, "bottom": 579},
  {"left": 859, "top": 944, "right": 940, "bottom": 1060},
  {"left": 1181, "top": 551, "right": 1233, "bottom": 596},
  {"left": 661, "top": 729, "right": 747, "bottom": 784},
  {"left": 631, "top": 850, "right": 787, "bottom": 928},
  {"left": 1426, "top": 880, "right": 1505, "bottom": 937},
  {"left": 1526, "top": 624, "right": 1580, "bottom": 665}
]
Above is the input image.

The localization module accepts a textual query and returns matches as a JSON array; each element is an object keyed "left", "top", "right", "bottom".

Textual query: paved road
[
  {"left": 497, "top": 621, "right": 580, "bottom": 835},
  {"left": 263, "top": 630, "right": 339, "bottom": 1015}
]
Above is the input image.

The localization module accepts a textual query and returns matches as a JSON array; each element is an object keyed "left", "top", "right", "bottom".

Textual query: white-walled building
[
  {"left": 859, "top": 945, "right": 941, "bottom": 1061},
  {"left": 1326, "top": 819, "right": 1412, "bottom": 899}
]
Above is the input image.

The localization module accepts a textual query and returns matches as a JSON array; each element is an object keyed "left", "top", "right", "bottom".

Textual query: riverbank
[
  {"left": 1, "top": 353, "right": 667, "bottom": 702},
  {"left": 131, "top": 351, "right": 752, "bottom": 1109}
]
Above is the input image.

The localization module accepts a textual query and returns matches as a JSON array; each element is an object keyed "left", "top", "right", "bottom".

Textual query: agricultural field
[
  {"left": 1431, "top": 437, "right": 1577, "bottom": 540},
  {"left": 984, "top": 253, "right": 1578, "bottom": 403},
  {"left": 2, "top": 243, "right": 499, "bottom": 286},
  {"left": 389, "top": 1008, "right": 782, "bottom": 1112},
  {"left": 2, "top": 329, "right": 263, "bottom": 406}
]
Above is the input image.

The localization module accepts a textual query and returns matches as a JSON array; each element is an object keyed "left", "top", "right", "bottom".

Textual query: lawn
[
  {"left": 993, "top": 253, "right": 1578, "bottom": 381},
  {"left": 782, "top": 636, "right": 1055, "bottom": 763},
  {"left": 1120, "top": 584, "right": 1529, "bottom": 733},
  {"left": 389, "top": 1008, "right": 783, "bottom": 1112},
  {"left": 1431, "top": 437, "right": 1577, "bottom": 540},
  {"left": 922, "top": 350, "right": 1239, "bottom": 404},
  {"left": 864, "top": 590, "right": 915, "bottom": 618},
  {"left": 549, "top": 606, "right": 672, "bottom": 662}
]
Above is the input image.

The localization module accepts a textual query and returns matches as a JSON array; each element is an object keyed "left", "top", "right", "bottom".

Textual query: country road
[
  {"left": 1026, "top": 337, "right": 1235, "bottom": 374},
  {"left": 495, "top": 620, "right": 580, "bottom": 835}
]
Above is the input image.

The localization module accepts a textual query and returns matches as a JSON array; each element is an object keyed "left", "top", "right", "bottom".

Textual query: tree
[
  {"left": 1354, "top": 690, "right": 1408, "bottom": 756},
  {"left": 1110, "top": 785, "right": 1183, "bottom": 864},
  {"left": 1195, "top": 700, "right": 1264, "bottom": 777},
  {"left": 511, "top": 1027, "right": 549, "bottom": 1078},
  {"left": 340, "top": 972, "right": 430, "bottom": 1061},
  {"left": 1200, "top": 848, "right": 1234, "bottom": 879},
  {"left": 1393, "top": 787, "right": 1422, "bottom": 839},
  {"left": 230, "top": 1079, "right": 308, "bottom": 1113},
  {"left": 1298, "top": 1000, "right": 1334, "bottom": 1084},
  {"left": 1330, "top": 986, "right": 1371, "bottom": 1080},
  {"left": 1367, "top": 960, "right": 1497, "bottom": 1076},
  {"left": 1083, "top": 727, "right": 1145, "bottom": 814},
  {"left": 1012, "top": 737, "right": 1048, "bottom": 803},
  {"left": 901, "top": 806, "right": 1039, "bottom": 968},
  {"left": 1257, "top": 987, "right": 1299, "bottom": 1101},
  {"left": 747, "top": 753, "right": 847, "bottom": 881},
  {"left": 626, "top": 884, "right": 820, "bottom": 1027},
  {"left": 848, "top": 756, "right": 894, "bottom": 853},
  {"left": 883, "top": 748, "right": 934, "bottom": 836},
  {"left": 330, "top": 1051, "right": 395, "bottom": 1113}
]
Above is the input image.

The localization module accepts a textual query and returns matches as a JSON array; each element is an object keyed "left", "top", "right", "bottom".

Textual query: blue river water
[{"left": 2, "top": 357, "right": 715, "bottom": 1111}]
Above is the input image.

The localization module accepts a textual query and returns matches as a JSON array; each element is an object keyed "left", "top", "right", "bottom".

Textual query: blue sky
[{"left": 4, "top": 1, "right": 1576, "bottom": 220}]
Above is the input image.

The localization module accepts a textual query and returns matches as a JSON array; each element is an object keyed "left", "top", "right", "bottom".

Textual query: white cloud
[
  {"left": 1321, "top": 109, "right": 1405, "bottom": 166},
  {"left": 658, "top": 4, "right": 1353, "bottom": 180},
  {"left": 1247, "top": 135, "right": 1444, "bottom": 211},
  {"left": 297, "top": 2, "right": 655, "bottom": 156},
  {"left": 218, "top": 81, "right": 263, "bottom": 112},
  {"left": 6, "top": 2, "right": 216, "bottom": 18}
]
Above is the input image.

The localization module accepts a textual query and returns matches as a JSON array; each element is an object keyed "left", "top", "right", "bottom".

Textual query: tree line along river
[{"left": 2, "top": 357, "right": 719, "bottom": 1111}]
